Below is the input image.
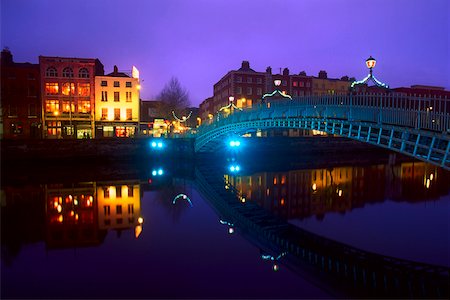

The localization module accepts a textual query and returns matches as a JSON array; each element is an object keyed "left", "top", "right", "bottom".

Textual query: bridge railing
[{"left": 198, "top": 93, "right": 449, "bottom": 135}]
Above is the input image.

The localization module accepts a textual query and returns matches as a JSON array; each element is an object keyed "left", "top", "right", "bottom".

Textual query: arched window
[
  {"left": 46, "top": 67, "right": 57, "bottom": 77},
  {"left": 79, "top": 68, "right": 89, "bottom": 78},
  {"left": 62, "top": 67, "right": 74, "bottom": 78}
]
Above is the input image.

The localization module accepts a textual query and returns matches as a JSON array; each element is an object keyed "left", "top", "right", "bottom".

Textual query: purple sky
[{"left": 1, "top": 0, "right": 448, "bottom": 106}]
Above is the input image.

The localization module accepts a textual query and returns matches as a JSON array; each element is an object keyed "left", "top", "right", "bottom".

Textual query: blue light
[
  {"left": 157, "top": 142, "right": 163, "bottom": 148},
  {"left": 229, "top": 140, "right": 241, "bottom": 148},
  {"left": 229, "top": 141, "right": 236, "bottom": 147},
  {"left": 158, "top": 169, "right": 163, "bottom": 175},
  {"left": 150, "top": 140, "right": 164, "bottom": 150},
  {"left": 151, "top": 168, "right": 164, "bottom": 176},
  {"left": 152, "top": 170, "right": 157, "bottom": 176},
  {"left": 229, "top": 164, "right": 241, "bottom": 173},
  {"left": 235, "top": 141, "right": 241, "bottom": 147},
  {"left": 235, "top": 166, "right": 240, "bottom": 171},
  {"left": 151, "top": 142, "right": 157, "bottom": 148}
]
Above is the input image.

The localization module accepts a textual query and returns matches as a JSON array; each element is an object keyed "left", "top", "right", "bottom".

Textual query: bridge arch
[{"left": 195, "top": 95, "right": 450, "bottom": 170}]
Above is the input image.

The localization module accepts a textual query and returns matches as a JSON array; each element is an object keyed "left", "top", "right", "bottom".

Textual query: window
[
  {"left": 62, "top": 83, "right": 75, "bottom": 95},
  {"left": 236, "top": 76, "right": 242, "bottom": 83},
  {"left": 293, "top": 90, "right": 298, "bottom": 96},
  {"left": 62, "top": 67, "right": 74, "bottom": 78},
  {"left": 101, "top": 108, "right": 108, "bottom": 120},
  {"left": 29, "top": 104, "right": 38, "bottom": 116},
  {"left": 128, "top": 204, "right": 134, "bottom": 214},
  {"left": 128, "top": 185, "right": 134, "bottom": 197},
  {"left": 236, "top": 87, "right": 242, "bottom": 94},
  {"left": 114, "top": 92, "right": 120, "bottom": 102},
  {"left": 282, "top": 80, "right": 287, "bottom": 86},
  {"left": 126, "top": 108, "right": 132, "bottom": 120},
  {"left": 306, "top": 82, "right": 310, "bottom": 88},
  {"left": 101, "top": 81, "right": 107, "bottom": 87},
  {"left": 247, "top": 77, "right": 252, "bottom": 83},
  {"left": 116, "top": 218, "right": 123, "bottom": 224},
  {"left": 62, "top": 101, "right": 74, "bottom": 113},
  {"left": 293, "top": 81, "right": 298, "bottom": 87},
  {"left": 116, "top": 205, "right": 122, "bottom": 215},
  {"left": 257, "top": 88, "right": 262, "bottom": 95},
  {"left": 78, "top": 100, "right": 91, "bottom": 113},
  {"left": 116, "top": 186, "right": 122, "bottom": 198},
  {"left": 257, "top": 78, "right": 262, "bottom": 84},
  {"left": 126, "top": 81, "right": 132, "bottom": 88},
  {"left": 46, "top": 67, "right": 57, "bottom": 77},
  {"left": 78, "top": 83, "right": 90, "bottom": 96},
  {"left": 101, "top": 91, "right": 108, "bottom": 101},
  {"left": 104, "top": 188, "right": 110, "bottom": 198},
  {"left": 28, "top": 73, "right": 36, "bottom": 80},
  {"left": 125, "top": 92, "right": 132, "bottom": 102},
  {"left": 46, "top": 121, "right": 61, "bottom": 137},
  {"left": 247, "top": 87, "right": 252, "bottom": 95},
  {"left": 27, "top": 85, "right": 37, "bottom": 97},
  {"left": 45, "top": 100, "right": 59, "bottom": 113},
  {"left": 114, "top": 81, "right": 120, "bottom": 87},
  {"left": 8, "top": 105, "right": 18, "bottom": 116},
  {"left": 104, "top": 205, "right": 110, "bottom": 216},
  {"left": 45, "top": 83, "right": 59, "bottom": 95},
  {"left": 114, "top": 108, "right": 120, "bottom": 120},
  {"left": 299, "top": 81, "right": 304, "bottom": 87},
  {"left": 79, "top": 68, "right": 89, "bottom": 78}
]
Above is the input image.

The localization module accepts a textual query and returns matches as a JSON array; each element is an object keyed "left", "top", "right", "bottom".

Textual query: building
[
  {"left": 1, "top": 48, "right": 41, "bottom": 139},
  {"left": 140, "top": 100, "right": 167, "bottom": 136},
  {"left": 94, "top": 66, "right": 140, "bottom": 138},
  {"left": 311, "top": 70, "right": 351, "bottom": 96},
  {"left": 39, "top": 55, "right": 104, "bottom": 139}
]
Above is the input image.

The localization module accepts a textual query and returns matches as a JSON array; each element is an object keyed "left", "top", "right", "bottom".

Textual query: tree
[{"left": 156, "top": 77, "right": 190, "bottom": 120}]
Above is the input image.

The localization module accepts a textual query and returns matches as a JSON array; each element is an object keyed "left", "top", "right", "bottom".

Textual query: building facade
[
  {"left": 311, "top": 70, "right": 351, "bottom": 96},
  {"left": 94, "top": 66, "right": 140, "bottom": 138},
  {"left": 1, "top": 48, "right": 41, "bottom": 139},
  {"left": 39, "top": 56, "right": 104, "bottom": 139}
]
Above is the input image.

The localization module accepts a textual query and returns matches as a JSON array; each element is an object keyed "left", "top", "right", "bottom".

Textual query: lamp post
[{"left": 351, "top": 55, "right": 389, "bottom": 89}]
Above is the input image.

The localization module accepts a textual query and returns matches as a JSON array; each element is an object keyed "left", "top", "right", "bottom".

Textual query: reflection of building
[
  {"left": 1, "top": 48, "right": 41, "bottom": 139},
  {"left": 96, "top": 181, "right": 143, "bottom": 238},
  {"left": 45, "top": 183, "right": 105, "bottom": 248},
  {"left": 39, "top": 56, "right": 104, "bottom": 139},
  {"left": 228, "top": 163, "right": 448, "bottom": 220},
  {"left": 95, "top": 66, "right": 140, "bottom": 138}
]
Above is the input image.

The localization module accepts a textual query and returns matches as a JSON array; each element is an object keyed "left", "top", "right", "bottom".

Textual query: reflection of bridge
[
  {"left": 195, "top": 163, "right": 450, "bottom": 298},
  {"left": 196, "top": 94, "right": 450, "bottom": 170}
]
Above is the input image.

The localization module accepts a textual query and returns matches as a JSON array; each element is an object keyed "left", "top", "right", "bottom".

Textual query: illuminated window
[
  {"left": 116, "top": 186, "right": 122, "bottom": 198},
  {"left": 126, "top": 109, "right": 132, "bottom": 120},
  {"left": 62, "top": 82, "right": 75, "bottom": 95},
  {"left": 116, "top": 205, "right": 122, "bottom": 214},
  {"left": 128, "top": 185, "right": 134, "bottom": 197},
  {"left": 78, "top": 100, "right": 91, "bottom": 113},
  {"left": 128, "top": 204, "right": 134, "bottom": 214},
  {"left": 247, "top": 87, "right": 252, "bottom": 95},
  {"left": 101, "top": 91, "right": 108, "bottom": 101},
  {"left": 104, "top": 188, "right": 110, "bottom": 198},
  {"left": 79, "top": 68, "right": 89, "bottom": 78},
  {"left": 293, "top": 81, "right": 298, "bottom": 87},
  {"left": 126, "top": 81, "right": 132, "bottom": 88},
  {"left": 104, "top": 205, "right": 110, "bottom": 216},
  {"left": 299, "top": 81, "right": 304, "bottom": 87},
  {"left": 114, "top": 108, "right": 120, "bottom": 120},
  {"left": 45, "top": 100, "right": 59, "bottom": 113},
  {"left": 114, "top": 92, "right": 120, "bottom": 102},
  {"left": 78, "top": 83, "right": 90, "bottom": 96},
  {"left": 62, "top": 67, "right": 74, "bottom": 78},
  {"left": 62, "top": 101, "right": 74, "bottom": 113},
  {"left": 101, "top": 81, "right": 107, "bottom": 87},
  {"left": 45, "top": 83, "right": 59, "bottom": 95},
  {"left": 114, "top": 81, "right": 120, "bottom": 87},
  {"left": 281, "top": 175, "right": 286, "bottom": 185},
  {"left": 101, "top": 108, "right": 108, "bottom": 120},
  {"left": 126, "top": 91, "right": 132, "bottom": 102},
  {"left": 46, "top": 67, "right": 57, "bottom": 77},
  {"left": 46, "top": 121, "right": 61, "bottom": 137}
]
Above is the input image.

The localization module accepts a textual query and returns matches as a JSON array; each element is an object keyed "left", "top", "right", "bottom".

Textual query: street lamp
[{"left": 351, "top": 55, "right": 389, "bottom": 89}]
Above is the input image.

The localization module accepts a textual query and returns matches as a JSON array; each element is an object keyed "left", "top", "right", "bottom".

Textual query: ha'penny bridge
[
  {"left": 194, "top": 162, "right": 450, "bottom": 298},
  {"left": 195, "top": 93, "right": 450, "bottom": 171}
]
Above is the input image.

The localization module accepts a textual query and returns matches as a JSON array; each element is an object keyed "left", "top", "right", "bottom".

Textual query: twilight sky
[{"left": 1, "top": 0, "right": 448, "bottom": 106}]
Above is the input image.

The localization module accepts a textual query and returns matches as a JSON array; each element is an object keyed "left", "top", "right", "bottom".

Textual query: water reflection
[{"left": 225, "top": 162, "right": 449, "bottom": 221}]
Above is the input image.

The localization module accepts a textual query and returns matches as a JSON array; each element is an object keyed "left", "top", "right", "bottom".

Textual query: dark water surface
[{"left": 1, "top": 144, "right": 449, "bottom": 299}]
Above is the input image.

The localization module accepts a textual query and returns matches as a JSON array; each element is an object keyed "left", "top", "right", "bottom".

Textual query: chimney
[
  {"left": 283, "top": 68, "right": 289, "bottom": 76},
  {"left": 1, "top": 47, "right": 13, "bottom": 65},
  {"left": 241, "top": 61, "right": 250, "bottom": 70},
  {"left": 318, "top": 70, "right": 327, "bottom": 79},
  {"left": 266, "top": 66, "right": 272, "bottom": 74},
  {"left": 113, "top": 65, "right": 118, "bottom": 74},
  {"left": 299, "top": 71, "right": 307, "bottom": 76}
]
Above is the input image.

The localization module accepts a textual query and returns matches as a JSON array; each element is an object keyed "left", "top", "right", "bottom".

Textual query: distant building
[
  {"left": 393, "top": 85, "right": 450, "bottom": 98},
  {"left": 1, "top": 48, "right": 41, "bottom": 139},
  {"left": 311, "top": 70, "right": 351, "bottom": 96},
  {"left": 140, "top": 100, "right": 167, "bottom": 136},
  {"left": 94, "top": 65, "right": 140, "bottom": 138},
  {"left": 39, "top": 55, "right": 104, "bottom": 139}
]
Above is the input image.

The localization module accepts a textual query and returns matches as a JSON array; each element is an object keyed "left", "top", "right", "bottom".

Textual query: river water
[{"left": 1, "top": 140, "right": 449, "bottom": 298}]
